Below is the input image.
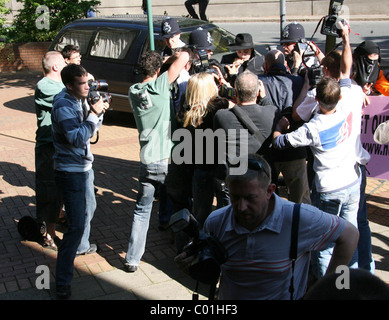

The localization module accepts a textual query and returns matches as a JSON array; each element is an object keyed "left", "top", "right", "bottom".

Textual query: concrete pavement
[{"left": 0, "top": 71, "right": 388, "bottom": 301}]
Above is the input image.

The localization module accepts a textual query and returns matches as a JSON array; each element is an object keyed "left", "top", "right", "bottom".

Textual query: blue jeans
[
  {"left": 357, "top": 165, "right": 375, "bottom": 273},
  {"left": 311, "top": 178, "right": 360, "bottom": 279},
  {"left": 125, "top": 160, "right": 168, "bottom": 266},
  {"left": 55, "top": 169, "right": 96, "bottom": 286}
]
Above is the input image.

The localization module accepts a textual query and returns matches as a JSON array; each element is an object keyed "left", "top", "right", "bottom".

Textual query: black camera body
[
  {"left": 170, "top": 209, "right": 228, "bottom": 285},
  {"left": 320, "top": 0, "right": 345, "bottom": 38},
  {"left": 307, "top": 66, "right": 324, "bottom": 88},
  {"left": 219, "top": 85, "right": 236, "bottom": 99},
  {"left": 88, "top": 80, "right": 112, "bottom": 105},
  {"left": 294, "top": 40, "right": 315, "bottom": 57},
  {"left": 192, "top": 48, "right": 218, "bottom": 75},
  {"left": 321, "top": 15, "right": 345, "bottom": 38}
]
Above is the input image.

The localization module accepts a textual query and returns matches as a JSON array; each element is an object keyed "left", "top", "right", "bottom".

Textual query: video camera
[
  {"left": 170, "top": 209, "right": 228, "bottom": 285},
  {"left": 320, "top": 0, "right": 345, "bottom": 38},
  {"left": 87, "top": 80, "right": 112, "bottom": 105}
]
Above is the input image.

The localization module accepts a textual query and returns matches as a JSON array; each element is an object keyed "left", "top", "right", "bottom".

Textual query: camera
[
  {"left": 192, "top": 48, "right": 218, "bottom": 75},
  {"left": 307, "top": 66, "right": 324, "bottom": 88},
  {"left": 219, "top": 85, "right": 236, "bottom": 99},
  {"left": 87, "top": 80, "right": 112, "bottom": 105},
  {"left": 294, "top": 40, "right": 315, "bottom": 58},
  {"left": 170, "top": 209, "right": 228, "bottom": 285},
  {"left": 320, "top": 0, "right": 345, "bottom": 38},
  {"left": 187, "top": 45, "right": 218, "bottom": 75}
]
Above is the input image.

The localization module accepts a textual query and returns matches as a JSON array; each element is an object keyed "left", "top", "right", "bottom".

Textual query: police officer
[
  {"left": 161, "top": 17, "right": 186, "bottom": 58},
  {"left": 280, "top": 22, "right": 323, "bottom": 76},
  {"left": 188, "top": 27, "right": 219, "bottom": 74}
]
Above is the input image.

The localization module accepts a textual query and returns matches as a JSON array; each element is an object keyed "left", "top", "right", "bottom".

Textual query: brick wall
[{"left": 0, "top": 42, "right": 51, "bottom": 72}]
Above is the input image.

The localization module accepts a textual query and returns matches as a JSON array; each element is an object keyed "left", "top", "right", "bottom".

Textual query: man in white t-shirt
[
  {"left": 273, "top": 22, "right": 363, "bottom": 279},
  {"left": 290, "top": 21, "right": 375, "bottom": 274},
  {"left": 273, "top": 75, "right": 362, "bottom": 279}
]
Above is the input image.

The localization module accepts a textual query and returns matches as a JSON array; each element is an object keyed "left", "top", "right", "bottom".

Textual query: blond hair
[{"left": 183, "top": 72, "right": 218, "bottom": 128}]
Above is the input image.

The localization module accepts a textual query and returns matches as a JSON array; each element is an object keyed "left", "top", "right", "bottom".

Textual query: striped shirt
[
  {"left": 51, "top": 88, "right": 102, "bottom": 172},
  {"left": 204, "top": 194, "right": 345, "bottom": 300}
]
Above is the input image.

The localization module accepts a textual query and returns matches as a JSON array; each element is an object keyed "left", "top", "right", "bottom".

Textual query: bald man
[{"left": 35, "top": 51, "right": 66, "bottom": 248}]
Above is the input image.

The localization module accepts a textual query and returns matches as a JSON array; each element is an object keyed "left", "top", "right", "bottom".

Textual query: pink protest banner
[{"left": 360, "top": 96, "right": 389, "bottom": 180}]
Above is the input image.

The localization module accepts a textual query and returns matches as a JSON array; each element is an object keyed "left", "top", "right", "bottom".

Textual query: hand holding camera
[
  {"left": 170, "top": 209, "right": 228, "bottom": 285},
  {"left": 90, "top": 97, "right": 109, "bottom": 117},
  {"left": 87, "top": 79, "right": 112, "bottom": 117}
]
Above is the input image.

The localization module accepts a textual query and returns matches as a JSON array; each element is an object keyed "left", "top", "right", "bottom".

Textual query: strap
[
  {"left": 290, "top": 203, "right": 300, "bottom": 260},
  {"left": 289, "top": 203, "right": 301, "bottom": 300},
  {"left": 230, "top": 105, "right": 266, "bottom": 146}
]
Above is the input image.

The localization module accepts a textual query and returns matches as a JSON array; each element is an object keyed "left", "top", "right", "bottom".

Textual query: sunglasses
[{"left": 229, "top": 158, "right": 270, "bottom": 178}]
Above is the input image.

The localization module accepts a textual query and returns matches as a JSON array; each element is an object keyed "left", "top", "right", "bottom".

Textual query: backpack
[{"left": 17, "top": 216, "right": 46, "bottom": 242}]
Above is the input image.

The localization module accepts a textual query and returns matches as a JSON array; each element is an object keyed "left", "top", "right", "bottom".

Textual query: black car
[{"left": 49, "top": 15, "right": 236, "bottom": 113}]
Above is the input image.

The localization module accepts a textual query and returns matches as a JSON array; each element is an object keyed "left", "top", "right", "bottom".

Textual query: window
[
  {"left": 90, "top": 29, "right": 139, "bottom": 59},
  {"left": 54, "top": 30, "right": 94, "bottom": 55}
]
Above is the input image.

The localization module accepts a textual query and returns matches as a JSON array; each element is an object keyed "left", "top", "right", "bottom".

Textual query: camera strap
[
  {"left": 230, "top": 105, "right": 266, "bottom": 146},
  {"left": 289, "top": 203, "right": 301, "bottom": 300}
]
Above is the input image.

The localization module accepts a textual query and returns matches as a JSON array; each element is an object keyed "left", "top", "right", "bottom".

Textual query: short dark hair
[
  {"left": 316, "top": 77, "right": 341, "bottom": 112},
  {"left": 321, "top": 50, "right": 341, "bottom": 79},
  {"left": 139, "top": 51, "right": 163, "bottom": 78},
  {"left": 61, "top": 63, "right": 88, "bottom": 86},
  {"left": 61, "top": 44, "right": 80, "bottom": 60}
]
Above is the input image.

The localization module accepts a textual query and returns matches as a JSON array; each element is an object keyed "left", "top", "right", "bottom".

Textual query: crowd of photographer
[
  {"left": 156, "top": 17, "right": 389, "bottom": 299},
  {"left": 32, "top": 12, "right": 389, "bottom": 299}
]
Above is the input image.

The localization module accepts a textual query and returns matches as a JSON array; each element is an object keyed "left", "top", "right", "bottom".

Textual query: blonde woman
[
  {"left": 179, "top": 72, "right": 230, "bottom": 227},
  {"left": 182, "top": 72, "right": 219, "bottom": 128}
]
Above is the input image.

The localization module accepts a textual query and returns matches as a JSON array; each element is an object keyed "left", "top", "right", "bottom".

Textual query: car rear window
[
  {"left": 90, "top": 29, "right": 139, "bottom": 59},
  {"left": 53, "top": 30, "right": 94, "bottom": 55}
]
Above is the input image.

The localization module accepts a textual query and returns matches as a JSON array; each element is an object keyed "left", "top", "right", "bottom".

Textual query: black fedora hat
[{"left": 229, "top": 33, "right": 254, "bottom": 50}]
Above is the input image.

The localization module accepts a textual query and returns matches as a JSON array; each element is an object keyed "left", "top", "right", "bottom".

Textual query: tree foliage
[
  {"left": 0, "top": 0, "right": 11, "bottom": 28},
  {"left": 8, "top": 0, "right": 101, "bottom": 42}
]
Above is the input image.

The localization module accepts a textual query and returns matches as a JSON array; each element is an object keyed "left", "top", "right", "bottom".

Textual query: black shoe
[
  {"left": 124, "top": 263, "right": 138, "bottom": 273},
  {"left": 56, "top": 285, "right": 71, "bottom": 299},
  {"left": 76, "top": 243, "right": 98, "bottom": 256}
]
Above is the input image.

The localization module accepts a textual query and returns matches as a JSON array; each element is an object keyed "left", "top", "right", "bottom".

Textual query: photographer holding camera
[
  {"left": 124, "top": 49, "right": 190, "bottom": 273},
  {"left": 51, "top": 64, "right": 109, "bottom": 299},
  {"left": 175, "top": 154, "right": 359, "bottom": 300},
  {"left": 291, "top": 20, "right": 376, "bottom": 275}
]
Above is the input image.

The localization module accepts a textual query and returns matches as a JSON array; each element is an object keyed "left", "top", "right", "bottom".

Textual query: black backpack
[{"left": 17, "top": 216, "right": 46, "bottom": 242}]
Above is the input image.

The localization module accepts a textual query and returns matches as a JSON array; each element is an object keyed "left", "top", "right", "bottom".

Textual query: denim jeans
[
  {"left": 125, "top": 160, "right": 168, "bottom": 266},
  {"left": 55, "top": 169, "right": 96, "bottom": 286},
  {"left": 311, "top": 178, "right": 360, "bottom": 279},
  {"left": 357, "top": 165, "right": 375, "bottom": 273}
]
